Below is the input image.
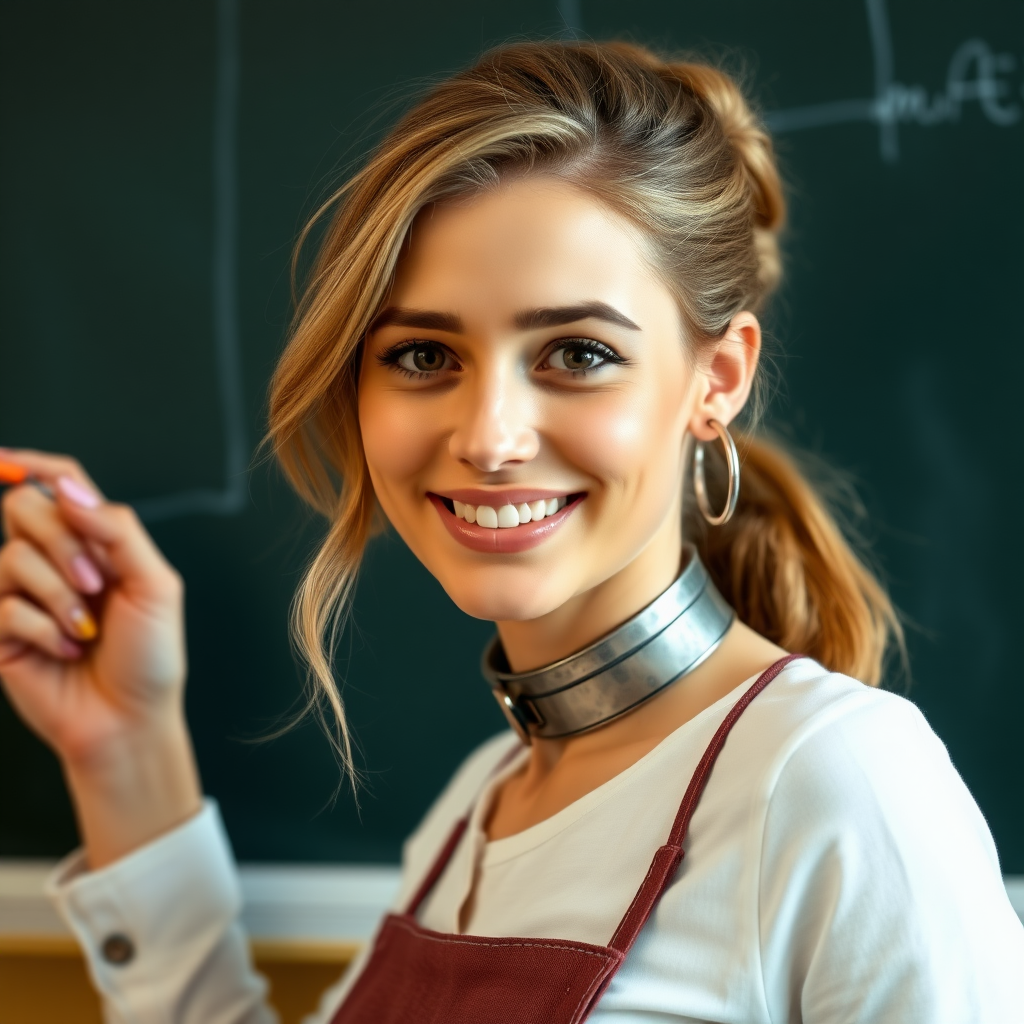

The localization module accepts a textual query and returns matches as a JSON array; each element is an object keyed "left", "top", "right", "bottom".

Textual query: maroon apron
[{"left": 332, "top": 654, "right": 801, "bottom": 1024}]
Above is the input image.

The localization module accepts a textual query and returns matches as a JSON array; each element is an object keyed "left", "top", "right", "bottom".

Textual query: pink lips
[{"left": 428, "top": 493, "right": 583, "bottom": 553}]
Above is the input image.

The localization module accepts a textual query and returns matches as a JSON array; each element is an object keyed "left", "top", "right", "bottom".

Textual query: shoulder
[
  {"left": 739, "top": 655, "right": 922, "bottom": 744},
  {"left": 751, "top": 660, "right": 983, "bottom": 838},
  {"left": 740, "top": 658, "right": 999, "bottom": 872},
  {"left": 747, "top": 662, "right": 1024, "bottom": 1018},
  {"left": 729, "top": 658, "right": 958, "bottom": 804},
  {"left": 696, "top": 658, "right": 995, "bottom": 894}
]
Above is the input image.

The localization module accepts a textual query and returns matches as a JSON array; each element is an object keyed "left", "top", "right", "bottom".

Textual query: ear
[{"left": 688, "top": 312, "right": 761, "bottom": 441}]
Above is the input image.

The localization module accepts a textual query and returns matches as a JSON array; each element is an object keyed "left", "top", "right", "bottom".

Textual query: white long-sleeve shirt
[{"left": 49, "top": 659, "right": 1024, "bottom": 1022}]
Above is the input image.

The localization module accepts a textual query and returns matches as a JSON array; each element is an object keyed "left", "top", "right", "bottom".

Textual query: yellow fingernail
[{"left": 69, "top": 607, "right": 98, "bottom": 641}]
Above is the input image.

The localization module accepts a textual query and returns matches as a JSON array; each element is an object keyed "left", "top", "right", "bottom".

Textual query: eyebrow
[
  {"left": 371, "top": 300, "right": 641, "bottom": 335},
  {"left": 513, "top": 302, "right": 641, "bottom": 332},
  {"left": 371, "top": 307, "right": 463, "bottom": 333}
]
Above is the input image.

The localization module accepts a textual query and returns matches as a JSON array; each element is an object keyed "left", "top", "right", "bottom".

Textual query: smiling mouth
[
  {"left": 434, "top": 493, "right": 583, "bottom": 529},
  {"left": 428, "top": 491, "right": 584, "bottom": 553}
]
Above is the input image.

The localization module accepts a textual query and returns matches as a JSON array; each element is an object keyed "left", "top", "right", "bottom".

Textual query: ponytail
[
  {"left": 688, "top": 433, "right": 904, "bottom": 686},
  {"left": 661, "top": 60, "right": 903, "bottom": 684}
]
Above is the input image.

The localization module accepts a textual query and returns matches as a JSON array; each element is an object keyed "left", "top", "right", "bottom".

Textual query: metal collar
[{"left": 481, "top": 545, "right": 734, "bottom": 743}]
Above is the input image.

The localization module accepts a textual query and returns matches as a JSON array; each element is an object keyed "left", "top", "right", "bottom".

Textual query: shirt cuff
[{"left": 46, "top": 799, "right": 244, "bottom": 1004}]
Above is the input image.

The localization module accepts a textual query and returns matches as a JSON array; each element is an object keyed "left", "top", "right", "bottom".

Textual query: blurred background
[{"left": 1, "top": 0, "right": 1022, "bottom": 875}]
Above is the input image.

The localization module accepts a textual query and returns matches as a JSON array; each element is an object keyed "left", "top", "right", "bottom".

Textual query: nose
[{"left": 448, "top": 365, "right": 540, "bottom": 472}]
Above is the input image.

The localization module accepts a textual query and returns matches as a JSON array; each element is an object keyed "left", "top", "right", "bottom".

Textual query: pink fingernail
[
  {"left": 71, "top": 554, "right": 104, "bottom": 594},
  {"left": 57, "top": 476, "right": 101, "bottom": 509},
  {"left": 58, "top": 637, "right": 83, "bottom": 659}
]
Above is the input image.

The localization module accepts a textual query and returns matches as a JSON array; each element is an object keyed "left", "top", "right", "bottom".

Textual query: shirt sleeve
[
  {"left": 757, "top": 692, "right": 1024, "bottom": 1024},
  {"left": 46, "top": 799, "right": 276, "bottom": 1024}
]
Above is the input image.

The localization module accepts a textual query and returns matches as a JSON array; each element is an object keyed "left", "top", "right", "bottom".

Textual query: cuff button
[{"left": 101, "top": 933, "right": 135, "bottom": 966}]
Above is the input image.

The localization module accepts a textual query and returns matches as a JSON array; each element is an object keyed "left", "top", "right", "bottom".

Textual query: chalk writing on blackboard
[
  {"left": 767, "top": 0, "right": 1021, "bottom": 162},
  {"left": 134, "top": 0, "right": 1022, "bottom": 522}
]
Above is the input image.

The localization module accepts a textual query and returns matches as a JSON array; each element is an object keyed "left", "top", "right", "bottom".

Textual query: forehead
[{"left": 389, "top": 177, "right": 669, "bottom": 324}]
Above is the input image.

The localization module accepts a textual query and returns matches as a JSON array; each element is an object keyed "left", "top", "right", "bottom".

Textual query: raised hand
[{"left": 0, "top": 449, "right": 201, "bottom": 867}]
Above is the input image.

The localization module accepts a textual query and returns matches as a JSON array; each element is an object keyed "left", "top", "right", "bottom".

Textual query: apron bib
[{"left": 333, "top": 655, "right": 801, "bottom": 1024}]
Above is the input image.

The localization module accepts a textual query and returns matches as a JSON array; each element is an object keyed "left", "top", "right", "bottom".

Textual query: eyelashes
[
  {"left": 541, "top": 338, "right": 628, "bottom": 374},
  {"left": 376, "top": 340, "right": 457, "bottom": 379},
  {"left": 376, "top": 337, "right": 629, "bottom": 380}
]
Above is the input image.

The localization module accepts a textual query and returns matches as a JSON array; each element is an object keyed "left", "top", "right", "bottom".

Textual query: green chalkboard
[{"left": 1, "top": 0, "right": 1022, "bottom": 870}]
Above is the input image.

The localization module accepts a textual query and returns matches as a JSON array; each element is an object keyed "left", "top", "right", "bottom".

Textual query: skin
[
  {"left": 0, "top": 175, "right": 784, "bottom": 876},
  {"left": 363, "top": 177, "right": 786, "bottom": 840},
  {"left": 0, "top": 458, "right": 199, "bottom": 868}
]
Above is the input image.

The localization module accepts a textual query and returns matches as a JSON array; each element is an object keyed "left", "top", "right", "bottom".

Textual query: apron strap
[
  {"left": 406, "top": 816, "right": 470, "bottom": 916},
  {"left": 405, "top": 655, "right": 802, "bottom": 933},
  {"left": 405, "top": 741, "right": 524, "bottom": 916},
  {"left": 608, "top": 653, "right": 803, "bottom": 954}
]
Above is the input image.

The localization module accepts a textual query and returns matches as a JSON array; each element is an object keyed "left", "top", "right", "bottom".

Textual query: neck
[
  {"left": 484, "top": 618, "right": 790, "bottom": 840},
  {"left": 495, "top": 512, "right": 684, "bottom": 674}
]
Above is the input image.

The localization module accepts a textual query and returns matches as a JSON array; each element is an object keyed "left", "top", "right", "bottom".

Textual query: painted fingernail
[
  {"left": 71, "top": 554, "right": 104, "bottom": 594},
  {"left": 57, "top": 476, "right": 101, "bottom": 509},
  {"left": 69, "top": 607, "right": 98, "bottom": 641},
  {"left": 58, "top": 637, "right": 83, "bottom": 658}
]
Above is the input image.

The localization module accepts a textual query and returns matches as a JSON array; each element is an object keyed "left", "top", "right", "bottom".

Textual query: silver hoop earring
[{"left": 693, "top": 419, "right": 740, "bottom": 526}]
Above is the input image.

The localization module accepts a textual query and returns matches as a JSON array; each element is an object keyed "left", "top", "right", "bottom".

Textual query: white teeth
[
  {"left": 447, "top": 496, "right": 573, "bottom": 529},
  {"left": 497, "top": 504, "right": 519, "bottom": 528}
]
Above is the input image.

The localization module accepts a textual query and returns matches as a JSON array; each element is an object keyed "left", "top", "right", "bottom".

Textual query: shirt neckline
[{"left": 474, "top": 665, "right": 781, "bottom": 867}]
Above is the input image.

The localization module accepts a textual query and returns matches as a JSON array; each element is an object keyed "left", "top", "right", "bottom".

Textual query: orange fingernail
[
  {"left": 69, "top": 607, "right": 98, "bottom": 641},
  {"left": 0, "top": 461, "right": 28, "bottom": 485}
]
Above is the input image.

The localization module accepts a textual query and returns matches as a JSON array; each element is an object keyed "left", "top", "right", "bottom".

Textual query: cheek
[
  {"left": 554, "top": 381, "right": 688, "bottom": 495},
  {"left": 359, "top": 391, "right": 440, "bottom": 506}
]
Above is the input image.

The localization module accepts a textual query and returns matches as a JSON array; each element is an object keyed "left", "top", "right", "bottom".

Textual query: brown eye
[
  {"left": 561, "top": 347, "right": 597, "bottom": 371},
  {"left": 547, "top": 343, "right": 609, "bottom": 372},
  {"left": 397, "top": 344, "right": 448, "bottom": 373},
  {"left": 413, "top": 347, "right": 444, "bottom": 371}
]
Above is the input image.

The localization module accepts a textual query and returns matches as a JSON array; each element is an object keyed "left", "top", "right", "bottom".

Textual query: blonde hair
[{"left": 268, "top": 40, "right": 903, "bottom": 774}]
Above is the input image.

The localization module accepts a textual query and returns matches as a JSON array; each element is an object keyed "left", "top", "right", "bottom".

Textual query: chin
[{"left": 436, "top": 568, "right": 575, "bottom": 624}]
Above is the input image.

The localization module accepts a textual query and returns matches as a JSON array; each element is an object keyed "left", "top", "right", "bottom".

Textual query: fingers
[
  {"left": 0, "top": 453, "right": 180, "bottom": 603},
  {"left": 0, "top": 449, "right": 108, "bottom": 590},
  {"left": 2, "top": 484, "right": 106, "bottom": 596},
  {"left": 52, "top": 478, "right": 181, "bottom": 599},
  {"left": 0, "top": 448, "right": 103, "bottom": 497},
  {"left": 0, "top": 538, "right": 99, "bottom": 646},
  {"left": 0, "top": 594, "right": 82, "bottom": 660}
]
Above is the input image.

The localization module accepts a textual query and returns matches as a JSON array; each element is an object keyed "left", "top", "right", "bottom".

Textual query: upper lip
[{"left": 433, "top": 488, "right": 581, "bottom": 506}]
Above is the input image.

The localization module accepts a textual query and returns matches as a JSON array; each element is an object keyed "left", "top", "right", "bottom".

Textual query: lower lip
[{"left": 429, "top": 494, "right": 583, "bottom": 554}]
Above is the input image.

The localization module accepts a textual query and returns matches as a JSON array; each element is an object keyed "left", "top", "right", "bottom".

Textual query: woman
[{"left": 0, "top": 40, "right": 1021, "bottom": 1023}]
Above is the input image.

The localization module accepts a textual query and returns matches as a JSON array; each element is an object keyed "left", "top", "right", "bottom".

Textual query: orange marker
[{"left": 0, "top": 460, "right": 28, "bottom": 485}]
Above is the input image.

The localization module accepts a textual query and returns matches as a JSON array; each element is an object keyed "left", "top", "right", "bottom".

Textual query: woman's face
[{"left": 359, "top": 177, "right": 707, "bottom": 628}]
